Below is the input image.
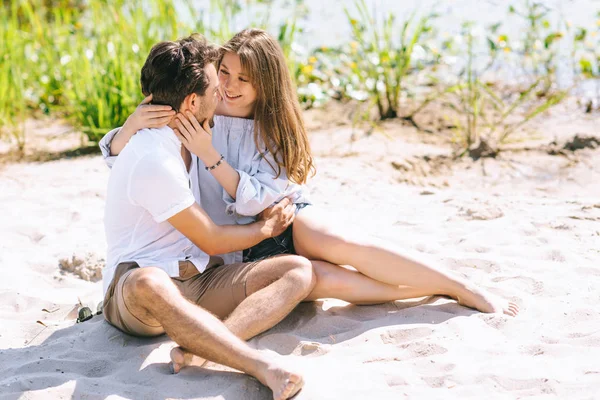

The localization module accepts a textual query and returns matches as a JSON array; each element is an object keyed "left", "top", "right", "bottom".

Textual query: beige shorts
[{"left": 103, "top": 257, "right": 256, "bottom": 337}]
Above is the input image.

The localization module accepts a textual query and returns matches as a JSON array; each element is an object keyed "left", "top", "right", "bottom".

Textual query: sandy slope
[{"left": 0, "top": 114, "right": 599, "bottom": 399}]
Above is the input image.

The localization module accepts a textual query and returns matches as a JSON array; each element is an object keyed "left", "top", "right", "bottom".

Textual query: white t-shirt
[{"left": 103, "top": 126, "right": 209, "bottom": 296}]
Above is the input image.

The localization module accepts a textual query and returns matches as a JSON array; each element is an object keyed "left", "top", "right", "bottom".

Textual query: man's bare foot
[
  {"left": 255, "top": 360, "right": 304, "bottom": 400},
  {"left": 169, "top": 346, "right": 206, "bottom": 374},
  {"left": 455, "top": 286, "right": 520, "bottom": 317}
]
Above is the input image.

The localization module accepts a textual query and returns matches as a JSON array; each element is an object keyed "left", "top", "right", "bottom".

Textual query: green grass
[{"left": 1, "top": 0, "right": 599, "bottom": 156}]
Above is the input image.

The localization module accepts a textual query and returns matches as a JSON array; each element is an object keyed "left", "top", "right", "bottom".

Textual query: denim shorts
[{"left": 242, "top": 203, "right": 310, "bottom": 262}]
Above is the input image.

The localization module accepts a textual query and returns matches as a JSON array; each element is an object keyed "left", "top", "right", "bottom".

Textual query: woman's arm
[
  {"left": 110, "top": 94, "right": 176, "bottom": 155},
  {"left": 174, "top": 112, "right": 241, "bottom": 199},
  {"left": 98, "top": 127, "right": 122, "bottom": 168},
  {"left": 174, "top": 112, "right": 292, "bottom": 217}
]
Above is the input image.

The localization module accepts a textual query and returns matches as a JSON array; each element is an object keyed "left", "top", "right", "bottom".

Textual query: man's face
[{"left": 193, "top": 63, "right": 220, "bottom": 127}]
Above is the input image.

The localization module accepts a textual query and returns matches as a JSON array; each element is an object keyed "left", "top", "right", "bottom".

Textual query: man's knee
[
  {"left": 281, "top": 255, "right": 316, "bottom": 295},
  {"left": 125, "top": 267, "right": 172, "bottom": 301}
]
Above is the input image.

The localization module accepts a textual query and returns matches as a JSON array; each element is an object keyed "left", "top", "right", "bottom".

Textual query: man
[{"left": 102, "top": 34, "right": 311, "bottom": 400}]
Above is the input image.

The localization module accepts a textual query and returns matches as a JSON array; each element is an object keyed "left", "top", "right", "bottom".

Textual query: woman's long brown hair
[{"left": 220, "top": 29, "right": 315, "bottom": 184}]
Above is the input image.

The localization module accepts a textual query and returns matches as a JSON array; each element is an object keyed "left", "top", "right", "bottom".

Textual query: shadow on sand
[{"left": 0, "top": 297, "right": 473, "bottom": 399}]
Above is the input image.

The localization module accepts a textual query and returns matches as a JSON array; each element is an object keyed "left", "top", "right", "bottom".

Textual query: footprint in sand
[
  {"left": 545, "top": 249, "right": 567, "bottom": 262},
  {"left": 492, "top": 275, "right": 544, "bottom": 295},
  {"left": 479, "top": 313, "right": 509, "bottom": 330},
  {"left": 402, "top": 342, "right": 448, "bottom": 359},
  {"left": 458, "top": 205, "right": 504, "bottom": 221},
  {"left": 297, "top": 341, "right": 331, "bottom": 357},
  {"left": 521, "top": 344, "right": 545, "bottom": 357},
  {"left": 445, "top": 258, "right": 502, "bottom": 274},
  {"left": 490, "top": 376, "right": 556, "bottom": 394},
  {"left": 422, "top": 375, "right": 453, "bottom": 389},
  {"left": 385, "top": 375, "right": 409, "bottom": 387},
  {"left": 549, "top": 221, "right": 571, "bottom": 230},
  {"left": 380, "top": 327, "right": 434, "bottom": 345}
]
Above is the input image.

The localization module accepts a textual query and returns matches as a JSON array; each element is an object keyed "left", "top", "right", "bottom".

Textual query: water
[
  {"left": 189, "top": 0, "right": 600, "bottom": 96},
  {"left": 206, "top": 0, "right": 600, "bottom": 48}
]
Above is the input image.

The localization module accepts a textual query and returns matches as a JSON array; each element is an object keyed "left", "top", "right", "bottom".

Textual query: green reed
[
  {"left": 442, "top": 22, "right": 568, "bottom": 158},
  {"left": 502, "top": 1, "right": 566, "bottom": 95},
  {"left": 0, "top": 2, "right": 27, "bottom": 152},
  {"left": 343, "top": 0, "right": 436, "bottom": 120},
  {"left": 573, "top": 12, "right": 600, "bottom": 112},
  {"left": 0, "top": 0, "right": 312, "bottom": 149}
]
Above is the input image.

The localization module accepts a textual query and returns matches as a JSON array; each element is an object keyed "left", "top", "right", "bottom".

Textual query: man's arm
[{"left": 168, "top": 198, "right": 296, "bottom": 256}]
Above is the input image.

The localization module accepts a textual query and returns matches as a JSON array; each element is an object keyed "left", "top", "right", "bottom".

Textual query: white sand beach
[{"left": 1, "top": 105, "right": 599, "bottom": 399}]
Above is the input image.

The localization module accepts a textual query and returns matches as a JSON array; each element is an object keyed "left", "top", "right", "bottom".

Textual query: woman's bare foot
[
  {"left": 455, "top": 286, "right": 520, "bottom": 316},
  {"left": 255, "top": 360, "right": 304, "bottom": 400},
  {"left": 169, "top": 346, "right": 206, "bottom": 374}
]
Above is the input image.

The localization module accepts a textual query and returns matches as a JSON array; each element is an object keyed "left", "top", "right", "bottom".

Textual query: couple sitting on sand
[{"left": 100, "top": 29, "right": 519, "bottom": 399}]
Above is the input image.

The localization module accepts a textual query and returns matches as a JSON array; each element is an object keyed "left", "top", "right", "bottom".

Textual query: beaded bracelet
[{"left": 205, "top": 154, "right": 225, "bottom": 171}]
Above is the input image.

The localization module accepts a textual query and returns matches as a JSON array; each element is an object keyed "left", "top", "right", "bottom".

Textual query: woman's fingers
[
  {"left": 145, "top": 109, "right": 176, "bottom": 118},
  {"left": 140, "top": 93, "right": 153, "bottom": 105},
  {"left": 149, "top": 116, "right": 173, "bottom": 128},
  {"left": 174, "top": 119, "right": 192, "bottom": 142},
  {"left": 142, "top": 106, "right": 174, "bottom": 115},
  {"left": 176, "top": 113, "right": 196, "bottom": 136},
  {"left": 185, "top": 111, "right": 204, "bottom": 133},
  {"left": 201, "top": 118, "right": 213, "bottom": 136}
]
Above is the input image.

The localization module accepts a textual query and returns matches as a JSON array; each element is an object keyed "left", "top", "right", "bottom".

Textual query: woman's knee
[{"left": 312, "top": 262, "right": 353, "bottom": 293}]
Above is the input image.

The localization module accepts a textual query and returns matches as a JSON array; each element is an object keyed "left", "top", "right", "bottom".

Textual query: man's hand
[{"left": 257, "top": 198, "right": 296, "bottom": 238}]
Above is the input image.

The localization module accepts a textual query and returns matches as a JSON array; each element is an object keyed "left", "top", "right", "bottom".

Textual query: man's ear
[
  {"left": 179, "top": 93, "right": 196, "bottom": 113},
  {"left": 188, "top": 93, "right": 199, "bottom": 112}
]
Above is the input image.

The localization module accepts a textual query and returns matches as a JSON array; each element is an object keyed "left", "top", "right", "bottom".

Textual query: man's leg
[
  {"left": 225, "top": 254, "right": 315, "bottom": 339},
  {"left": 122, "top": 267, "right": 304, "bottom": 400},
  {"left": 171, "top": 254, "right": 315, "bottom": 372}
]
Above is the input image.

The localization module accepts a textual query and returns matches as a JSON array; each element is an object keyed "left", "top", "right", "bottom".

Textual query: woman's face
[{"left": 218, "top": 52, "right": 258, "bottom": 118}]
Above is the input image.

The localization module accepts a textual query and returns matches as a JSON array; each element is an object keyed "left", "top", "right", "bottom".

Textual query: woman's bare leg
[
  {"left": 293, "top": 207, "right": 519, "bottom": 316},
  {"left": 306, "top": 261, "right": 432, "bottom": 304}
]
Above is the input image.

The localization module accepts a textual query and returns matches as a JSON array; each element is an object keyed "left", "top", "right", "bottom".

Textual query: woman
[{"left": 101, "top": 28, "right": 519, "bottom": 370}]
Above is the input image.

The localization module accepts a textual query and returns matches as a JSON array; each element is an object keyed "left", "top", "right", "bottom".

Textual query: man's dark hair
[{"left": 140, "top": 34, "right": 220, "bottom": 111}]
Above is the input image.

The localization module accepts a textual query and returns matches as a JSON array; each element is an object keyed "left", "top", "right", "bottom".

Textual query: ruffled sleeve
[{"left": 223, "top": 150, "right": 289, "bottom": 217}]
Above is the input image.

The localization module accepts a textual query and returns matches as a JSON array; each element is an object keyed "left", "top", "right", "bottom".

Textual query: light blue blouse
[{"left": 99, "top": 115, "right": 312, "bottom": 264}]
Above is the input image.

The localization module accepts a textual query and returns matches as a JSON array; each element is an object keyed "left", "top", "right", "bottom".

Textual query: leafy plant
[
  {"left": 572, "top": 12, "right": 600, "bottom": 112},
  {"left": 342, "top": 0, "right": 437, "bottom": 120},
  {"left": 442, "top": 22, "right": 568, "bottom": 158},
  {"left": 501, "top": 0, "right": 567, "bottom": 94}
]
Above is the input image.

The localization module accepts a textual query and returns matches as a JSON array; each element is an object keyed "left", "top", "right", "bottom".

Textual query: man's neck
[
  {"left": 164, "top": 119, "right": 191, "bottom": 172},
  {"left": 167, "top": 120, "right": 178, "bottom": 131}
]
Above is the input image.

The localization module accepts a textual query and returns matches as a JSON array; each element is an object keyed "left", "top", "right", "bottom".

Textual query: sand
[{"left": 1, "top": 107, "right": 599, "bottom": 399}]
